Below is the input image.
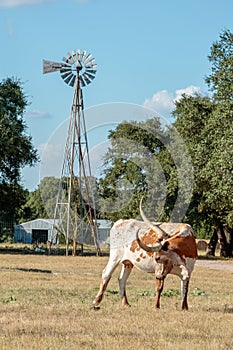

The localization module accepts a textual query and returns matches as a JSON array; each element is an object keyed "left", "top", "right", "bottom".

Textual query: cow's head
[
  {"left": 136, "top": 230, "right": 177, "bottom": 279},
  {"left": 154, "top": 250, "right": 178, "bottom": 279}
]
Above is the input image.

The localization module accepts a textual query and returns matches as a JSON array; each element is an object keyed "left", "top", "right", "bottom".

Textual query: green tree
[
  {"left": 97, "top": 118, "right": 172, "bottom": 221},
  {"left": 94, "top": 30, "right": 233, "bottom": 257},
  {"left": 205, "top": 29, "right": 233, "bottom": 103},
  {"left": 172, "top": 29, "right": 233, "bottom": 257},
  {"left": 173, "top": 96, "right": 233, "bottom": 256},
  {"left": 19, "top": 177, "right": 60, "bottom": 222},
  {"left": 39, "top": 177, "right": 60, "bottom": 217},
  {"left": 19, "top": 188, "right": 47, "bottom": 223},
  {"left": 0, "top": 78, "right": 38, "bottom": 230},
  {"left": 97, "top": 114, "right": 195, "bottom": 225},
  {"left": 203, "top": 30, "right": 233, "bottom": 256}
]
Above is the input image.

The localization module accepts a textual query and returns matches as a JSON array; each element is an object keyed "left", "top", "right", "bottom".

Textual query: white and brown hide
[{"left": 93, "top": 218, "right": 197, "bottom": 310}]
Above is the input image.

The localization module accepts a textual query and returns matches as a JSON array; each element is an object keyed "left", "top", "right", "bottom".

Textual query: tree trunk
[
  {"left": 206, "top": 229, "right": 218, "bottom": 256},
  {"left": 72, "top": 240, "right": 77, "bottom": 256},
  {"left": 223, "top": 226, "right": 233, "bottom": 257},
  {"left": 216, "top": 221, "right": 232, "bottom": 257}
]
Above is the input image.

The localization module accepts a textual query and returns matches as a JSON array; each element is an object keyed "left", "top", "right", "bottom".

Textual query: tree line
[{"left": 0, "top": 30, "right": 232, "bottom": 256}]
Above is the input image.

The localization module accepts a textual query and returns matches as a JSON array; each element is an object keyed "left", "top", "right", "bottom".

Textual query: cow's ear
[{"left": 161, "top": 241, "right": 169, "bottom": 251}]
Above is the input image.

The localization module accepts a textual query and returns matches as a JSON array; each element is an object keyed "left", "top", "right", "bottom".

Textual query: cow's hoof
[
  {"left": 124, "top": 303, "right": 131, "bottom": 308},
  {"left": 90, "top": 305, "right": 100, "bottom": 311}
]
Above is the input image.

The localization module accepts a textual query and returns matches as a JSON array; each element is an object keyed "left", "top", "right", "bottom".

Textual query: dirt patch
[{"left": 196, "top": 259, "right": 233, "bottom": 272}]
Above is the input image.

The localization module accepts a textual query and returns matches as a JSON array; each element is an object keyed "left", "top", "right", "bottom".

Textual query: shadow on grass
[
  {"left": 197, "top": 254, "right": 232, "bottom": 261},
  {"left": 204, "top": 305, "right": 233, "bottom": 314}
]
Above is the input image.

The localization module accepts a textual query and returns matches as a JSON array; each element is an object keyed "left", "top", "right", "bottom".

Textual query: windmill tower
[{"left": 43, "top": 50, "right": 100, "bottom": 256}]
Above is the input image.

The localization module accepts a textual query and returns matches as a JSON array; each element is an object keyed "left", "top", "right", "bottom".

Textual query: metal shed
[
  {"left": 14, "top": 218, "right": 112, "bottom": 246},
  {"left": 73, "top": 219, "right": 112, "bottom": 245},
  {"left": 14, "top": 219, "right": 59, "bottom": 244}
]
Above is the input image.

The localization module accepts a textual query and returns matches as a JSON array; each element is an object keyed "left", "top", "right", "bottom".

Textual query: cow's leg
[
  {"left": 92, "top": 255, "right": 120, "bottom": 309},
  {"left": 118, "top": 260, "right": 133, "bottom": 307},
  {"left": 181, "top": 278, "right": 189, "bottom": 310},
  {"left": 179, "top": 263, "right": 189, "bottom": 280},
  {"left": 154, "top": 276, "right": 165, "bottom": 309}
]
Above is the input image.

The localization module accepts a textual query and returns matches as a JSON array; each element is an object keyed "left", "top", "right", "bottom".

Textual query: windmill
[{"left": 43, "top": 50, "right": 100, "bottom": 256}]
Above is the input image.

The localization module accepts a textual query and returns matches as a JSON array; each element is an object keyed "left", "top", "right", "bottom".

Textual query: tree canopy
[
  {"left": 0, "top": 78, "right": 38, "bottom": 224},
  {"left": 205, "top": 29, "right": 233, "bottom": 103},
  {"left": 97, "top": 119, "right": 169, "bottom": 221},
  {"left": 96, "top": 29, "right": 233, "bottom": 257}
]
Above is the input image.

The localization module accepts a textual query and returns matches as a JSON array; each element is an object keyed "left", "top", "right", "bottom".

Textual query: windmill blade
[
  {"left": 82, "top": 73, "right": 92, "bottom": 85},
  {"left": 85, "top": 69, "right": 97, "bottom": 75},
  {"left": 84, "top": 72, "right": 96, "bottom": 80},
  {"left": 79, "top": 75, "right": 86, "bottom": 87},
  {"left": 61, "top": 70, "right": 73, "bottom": 80},
  {"left": 77, "top": 49, "right": 81, "bottom": 61},
  {"left": 43, "top": 60, "right": 62, "bottom": 74},
  {"left": 85, "top": 57, "right": 95, "bottom": 66},
  {"left": 63, "top": 73, "right": 75, "bottom": 85},
  {"left": 85, "top": 58, "right": 95, "bottom": 66},
  {"left": 72, "top": 49, "right": 77, "bottom": 58},
  {"left": 81, "top": 50, "right": 87, "bottom": 62},
  {"left": 60, "top": 63, "right": 72, "bottom": 74},
  {"left": 61, "top": 62, "right": 72, "bottom": 69},
  {"left": 82, "top": 52, "right": 92, "bottom": 63},
  {"left": 66, "top": 52, "right": 75, "bottom": 64},
  {"left": 69, "top": 74, "right": 76, "bottom": 87},
  {"left": 60, "top": 67, "right": 72, "bottom": 74},
  {"left": 85, "top": 64, "right": 97, "bottom": 71},
  {"left": 62, "top": 56, "right": 70, "bottom": 63},
  {"left": 71, "top": 50, "right": 78, "bottom": 65}
]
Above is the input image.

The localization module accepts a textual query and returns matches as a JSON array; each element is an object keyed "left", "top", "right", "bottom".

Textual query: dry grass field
[{"left": 0, "top": 253, "right": 233, "bottom": 350}]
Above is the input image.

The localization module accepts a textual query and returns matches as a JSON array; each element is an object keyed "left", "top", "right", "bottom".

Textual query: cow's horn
[
  {"left": 136, "top": 229, "right": 162, "bottom": 252},
  {"left": 139, "top": 197, "right": 166, "bottom": 239}
]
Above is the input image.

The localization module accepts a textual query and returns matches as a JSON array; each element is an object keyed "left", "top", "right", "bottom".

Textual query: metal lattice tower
[{"left": 43, "top": 50, "right": 100, "bottom": 256}]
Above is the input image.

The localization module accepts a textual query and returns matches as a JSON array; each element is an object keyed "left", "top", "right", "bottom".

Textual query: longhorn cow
[{"left": 93, "top": 199, "right": 197, "bottom": 310}]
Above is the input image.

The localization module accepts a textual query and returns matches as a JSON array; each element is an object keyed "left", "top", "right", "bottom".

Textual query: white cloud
[
  {"left": 0, "top": 0, "right": 52, "bottom": 7},
  {"left": 0, "top": 0, "right": 90, "bottom": 7},
  {"left": 143, "top": 85, "right": 202, "bottom": 115},
  {"left": 175, "top": 85, "right": 201, "bottom": 102},
  {"left": 25, "top": 109, "right": 53, "bottom": 119},
  {"left": 143, "top": 90, "right": 175, "bottom": 113}
]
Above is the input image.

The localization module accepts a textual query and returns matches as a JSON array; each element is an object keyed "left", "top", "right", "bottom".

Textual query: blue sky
[{"left": 1, "top": 0, "right": 233, "bottom": 190}]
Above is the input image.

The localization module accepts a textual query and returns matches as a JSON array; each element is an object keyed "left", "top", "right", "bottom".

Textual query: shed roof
[
  {"left": 96, "top": 220, "right": 112, "bottom": 229},
  {"left": 15, "top": 218, "right": 59, "bottom": 228},
  {"left": 15, "top": 218, "right": 112, "bottom": 229}
]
